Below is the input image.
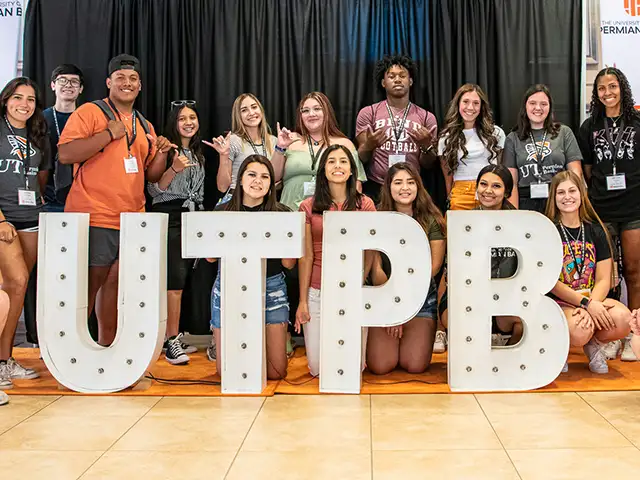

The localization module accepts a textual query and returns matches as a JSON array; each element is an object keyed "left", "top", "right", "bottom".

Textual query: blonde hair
[{"left": 231, "top": 93, "right": 273, "bottom": 153}]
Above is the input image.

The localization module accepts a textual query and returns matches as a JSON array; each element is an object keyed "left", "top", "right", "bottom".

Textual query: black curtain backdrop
[{"left": 23, "top": 0, "right": 582, "bottom": 335}]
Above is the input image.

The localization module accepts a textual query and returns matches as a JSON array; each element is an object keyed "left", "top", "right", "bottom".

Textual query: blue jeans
[{"left": 210, "top": 271, "right": 289, "bottom": 329}]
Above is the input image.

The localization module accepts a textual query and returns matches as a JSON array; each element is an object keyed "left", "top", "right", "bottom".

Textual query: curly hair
[
  {"left": 513, "top": 84, "right": 561, "bottom": 141},
  {"left": 590, "top": 67, "right": 640, "bottom": 123},
  {"left": 374, "top": 55, "right": 417, "bottom": 92},
  {"left": 439, "top": 84, "right": 502, "bottom": 175}
]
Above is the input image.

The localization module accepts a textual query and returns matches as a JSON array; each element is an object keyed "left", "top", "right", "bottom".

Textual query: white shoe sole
[
  {"left": 433, "top": 344, "right": 446, "bottom": 354},
  {"left": 166, "top": 355, "right": 189, "bottom": 365},
  {"left": 11, "top": 372, "right": 39, "bottom": 380}
]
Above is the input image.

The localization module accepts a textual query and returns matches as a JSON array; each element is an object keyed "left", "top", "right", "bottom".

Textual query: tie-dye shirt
[{"left": 556, "top": 222, "right": 611, "bottom": 291}]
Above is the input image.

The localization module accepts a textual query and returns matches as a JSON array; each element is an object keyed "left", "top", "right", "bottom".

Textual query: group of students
[{"left": 1, "top": 52, "right": 640, "bottom": 406}]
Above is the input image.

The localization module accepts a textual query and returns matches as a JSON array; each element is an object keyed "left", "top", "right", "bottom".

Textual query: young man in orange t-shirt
[{"left": 58, "top": 54, "right": 175, "bottom": 346}]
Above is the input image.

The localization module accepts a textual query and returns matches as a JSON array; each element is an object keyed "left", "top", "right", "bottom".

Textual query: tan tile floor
[{"left": 1, "top": 392, "right": 639, "bottom": 479}]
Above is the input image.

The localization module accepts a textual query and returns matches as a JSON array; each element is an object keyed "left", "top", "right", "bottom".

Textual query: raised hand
[
  {"left": 203, "top": 131, "right": 231, "bottom": 156},
  {"left": 171, "top": 151, "right": 197, "bottom": 173},
  {"left": 147, "top": 134, "right": 178, "bottom": 154},
  {"left": 276, "top": 122, "right": 296, "bottom": 149},
  {"left": 407, "top": 124, "right": 433, "bottom": 147},
  {"left": 107, "top": 120, "right": 126, "bottom": 140},
  {"left": 363, "top": 125, "right": 390, "bottom": 151}
]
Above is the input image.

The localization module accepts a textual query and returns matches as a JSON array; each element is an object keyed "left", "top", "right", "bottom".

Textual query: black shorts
[
  {"left": 167, "top": 223, "right": 194, "bottom": 290},
  {"left": 9, "top": 219, "right": 39, "bottom": 232},
  {"left": 88, "top": 227, "right": 120, "bottom": 267}
]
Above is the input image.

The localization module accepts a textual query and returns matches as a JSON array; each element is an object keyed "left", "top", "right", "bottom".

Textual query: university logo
[
  {"left": 7, "top": 135, "right": 36, "bottom": 161},
  {"left": 624, "top": 0, "right": 640, "bottom": 17}
]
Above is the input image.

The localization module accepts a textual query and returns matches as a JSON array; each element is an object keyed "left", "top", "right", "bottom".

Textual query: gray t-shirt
[
  {"left": 503, "top": 125, "right": 582, "bottom": 189},
  {"left": 0, "top": 121, "right": 49, "bottom": 222},
  {"left": 228, "top": 133, "right": 277, "bottom": 190}
]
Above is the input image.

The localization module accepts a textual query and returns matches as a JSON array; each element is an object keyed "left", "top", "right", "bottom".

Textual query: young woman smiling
[
  {"left": 271, "top": 92, "right": 367, "bottom": 211},
  {"left": 207, "top": 94, "right": 276, "bottom": 204},
  {"left": 504, "top": 85, "right": 583, "bottom": 212},
  {"left": 367, "top": 162, "right": 445, "bottom": 374},
  {"left": 439, "top": 84, "right": 505, "bottom": 211},
  {"left": 148, "top": 102, "right": 205, "bottom": 365},
  {"left": 0, "top": 77, "right": 50, "bottom": 383},
  {"left": 579, "top": 67, "right": 640, "bottom": 362},
  {"left": 437, "top": 165, "right": 523, "bottom": 347},
  {"left": 208, "top": 155, "right": 294, "bottom": 380},
  {"left": 546, "top": 170, "right": 631, "bottom": 374},
  {"left": 296, "top": 144, "right": 376, "bottom": 376}
]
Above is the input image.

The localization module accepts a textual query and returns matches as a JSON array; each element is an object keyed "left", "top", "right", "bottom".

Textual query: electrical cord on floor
[
  {"left": 144, "top": 372, "right": 221, "bottom": 386},
  {"left": 362, "top": 378, "right": 441, "bottom": 386}
]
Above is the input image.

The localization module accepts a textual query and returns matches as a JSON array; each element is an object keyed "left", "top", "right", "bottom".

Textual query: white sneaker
[
  {"left": 433, "top": 331, "right": 447, "bottom": 353},
  {"left": 583, "top": 338, "right": 609, "bottom": 374},
  {"left": 6, "top": 358, "right": 39, "bottom": 380},
  {"left": 0, "top": 390, "right": 8, "bottom": 406},
  {"left": 561, "top": 362, "right": 569, "bottom": 373},
  {"left": 491, "top": 334, "right": 508, "bottom": 347},
  {"left": 602, "top": 340, "right": 621, "bottom": 360},
  {"left": 621, "top": 335, "right": 639, "bottom": 362},
  {"left": 0, "top": 362, "right": 13, "bottom": 389}
]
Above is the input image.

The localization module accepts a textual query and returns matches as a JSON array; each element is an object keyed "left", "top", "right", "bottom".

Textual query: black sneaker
[
  {"left": 162, "top": 337, "right": 197, "bottom": 354},
  {"left": 165, "top": 334, "right": 190, "bottom": 365}
]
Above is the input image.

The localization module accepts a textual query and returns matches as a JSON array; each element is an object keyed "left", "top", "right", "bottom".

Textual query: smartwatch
[{"left": 580, "top": 297, "right": 590, "bottom": 309}]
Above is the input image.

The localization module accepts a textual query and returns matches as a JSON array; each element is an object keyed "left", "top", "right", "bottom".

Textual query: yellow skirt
[{"left": 449, "top": 180, "right": 478, "bottom": 211}]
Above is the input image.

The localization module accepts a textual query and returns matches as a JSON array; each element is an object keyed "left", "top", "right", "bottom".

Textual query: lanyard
[
  {"left": 307, "top": 136, "right": 325, "bottom": 172},
  {"left": 248, "top": 136, "right": 267, "bottom": 157},
  {"left": 4, "top": 116, "right": 31, "bottom": 189},
  {"left": 107, "top": 99, "right": 137, "bottom": 154},
  {"left": 559, "top": 223, "right": 585, "bottom": 282},
  {"left": 604, "top": 117, "right": 625, "bottom": 174},
  {"left": 52, "top": 107, "right": 61, "bottom": 138},
  {"left": 385, "top": 101, "right": 411, "bottom": 152},
  {"left": 528, "top": 130, "right": 548, "bottom": 183}
]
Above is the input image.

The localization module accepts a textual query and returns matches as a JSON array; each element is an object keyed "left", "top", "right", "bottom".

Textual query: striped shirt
[{"left": 148, "top": 148, "right": 205, "bottom": 211}]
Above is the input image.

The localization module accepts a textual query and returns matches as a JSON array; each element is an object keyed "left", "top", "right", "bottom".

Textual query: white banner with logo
[
  {"left": 600, "top": 0, "right": 640, "bottom": 106},
  {"left": 0, "top": 0, "right": 24, "bottom": 89}
]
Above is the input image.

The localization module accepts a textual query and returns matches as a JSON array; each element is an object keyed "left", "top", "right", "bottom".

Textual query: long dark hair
[
  {"left": 164, "top": 105, "right": 204, "bottom": 166},
  {"left": 222, "top": 155, "right": 288, "bottom": 212},
  {"left": 476, "top": 164, "right": 516, "bottom": 210},
  {"left": 440, "top": 83, "right": 502, "bottom": 174},
  {"left": 513, "top": 84, "right": 561, "bottom": 140},
  {"left": 312, "top": 144, "right": 363, "bottom": 213},
  {"left": 590, "top": 67, "right": 640, "bottom": 123},
  {"left": 0, "top": 77, "right": 48, "bottom": 152},
  {"left": 378, "top": 162, "right": 446, "bottom": 236}
]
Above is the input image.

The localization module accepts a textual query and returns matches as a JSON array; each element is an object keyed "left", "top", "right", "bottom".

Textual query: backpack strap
[
  {"left": 134, "top": 110, "right": 153, "bottom": 163},
  {"left": 93, "top": 100, "right": 153, "bottom": 163}
]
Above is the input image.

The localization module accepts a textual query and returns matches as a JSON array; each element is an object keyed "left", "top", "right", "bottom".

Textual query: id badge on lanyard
[
  {"left": 303, "top": 178, "right": 316, "bottom": 197},
  {"left": 530, "top": 182, "right": 549, "bottom": 198},
  {"left": 4, "top": 116, "right": 36, "bottom": 206},
  {"left": 528, "top": 130, "right": 549, "bottom": 198}
]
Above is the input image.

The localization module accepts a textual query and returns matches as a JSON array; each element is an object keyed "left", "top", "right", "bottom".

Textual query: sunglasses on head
[{"left": 171, "top": 100, "right": 196, "bottom": 108}]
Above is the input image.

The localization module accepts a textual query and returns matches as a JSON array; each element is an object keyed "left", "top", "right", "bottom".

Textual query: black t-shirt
[
  {"left": 214, "top": 201, "right": 291, "bottom": 277},
  {"left": 43, "top": 107, "right": 73, "bottom": 204},
  {"left": 556, "top": 221, "right": 611, "bottom": 291},
  {"left": 491, "top": 247, "right": 518, "bottom": 279},
  {"left": 579, "top": 114, "right": 640, "bottom": 223}
]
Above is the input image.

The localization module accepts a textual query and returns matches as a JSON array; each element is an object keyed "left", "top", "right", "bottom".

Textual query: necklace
[
  {"left": 310, "top": 135, "right": 321, "bottom": 146},
  {"left": 559, "top": 222, "right": 585, "bottom": 281},
  {"left": 611, "top": 114, "right": 623, "bottom": 128}
]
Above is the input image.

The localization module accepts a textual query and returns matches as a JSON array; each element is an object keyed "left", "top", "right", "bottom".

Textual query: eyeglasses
[
  {"left": 55, "top": 77, "right": 82, "bottom": 88},
  {"left": 171, "top": 100, "right": 196, "bottom": 108},
  {"left": 300, "top": 106, "right": 323, "bottom": 115}
]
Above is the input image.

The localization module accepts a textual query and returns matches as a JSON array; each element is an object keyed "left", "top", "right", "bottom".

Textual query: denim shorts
[
  {"left": 210, "top": 271, "right": 289, "bottom": 329},
  {"left": 416, "top": 280, "right": 438, "bottom": 318}
]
